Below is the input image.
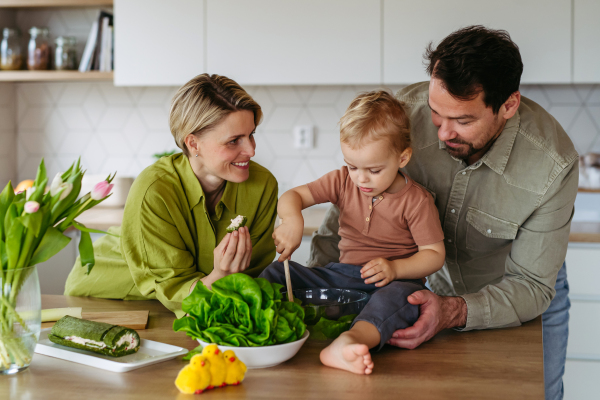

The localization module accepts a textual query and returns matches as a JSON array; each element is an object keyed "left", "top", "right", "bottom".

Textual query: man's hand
[
  {"left": 386, "top": 290, "right": 468, "bottom": 349},
  {"left": 273, "top": 216, "right": 304, "bottom": 262},
  {"left": 360, "top": 258, "right": 396, "bottom": 287}
]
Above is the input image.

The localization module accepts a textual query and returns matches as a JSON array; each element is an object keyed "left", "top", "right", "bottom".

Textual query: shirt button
[
  {"left": 448, "top": 238, "right": 452, "bottom": 243},
  {"left": 451, "top": 209, "right": 455, "bottom": 213},
  {"left": 462, "top": 171, "right": 466, "bottom": 175},
  {"left": 366, "top": 217, "right": 370, "bottom": 222},
  {"left": 487, "top": 229, "right": 492, "bottom": 233}
]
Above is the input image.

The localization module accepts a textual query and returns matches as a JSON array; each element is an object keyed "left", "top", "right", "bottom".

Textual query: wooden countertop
[{"left": 1, "top": 295, "right": 544, "bottom": 400}]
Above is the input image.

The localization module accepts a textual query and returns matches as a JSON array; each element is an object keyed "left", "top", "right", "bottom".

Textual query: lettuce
[
  {"left": 308, "top": 314, "right": 357, "bottom": 340},
  {"left": 173, "top": 273, "right": 306, "bottom": 347}
]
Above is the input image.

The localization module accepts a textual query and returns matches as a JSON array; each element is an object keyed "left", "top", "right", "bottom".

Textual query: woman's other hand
[{"left": 273, "top": 217, "right": 303, "bottom": 262}]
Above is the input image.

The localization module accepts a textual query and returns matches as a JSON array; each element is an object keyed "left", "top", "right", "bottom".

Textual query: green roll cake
[{"left": 48, "top": 316, "right": 140, "bottom": 357}]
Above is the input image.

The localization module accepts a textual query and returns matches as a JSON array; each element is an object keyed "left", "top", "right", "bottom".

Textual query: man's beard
[
  {"left": 444, "top": 138, "right": 484, "bottom": 160},
  {"left": 444, "top": 121, "right": 505, "bottom": 161}
]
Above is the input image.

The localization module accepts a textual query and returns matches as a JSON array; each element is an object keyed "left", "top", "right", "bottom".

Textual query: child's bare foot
[{"left": 320, "top": 332, "right": 374, "bottom": 375}]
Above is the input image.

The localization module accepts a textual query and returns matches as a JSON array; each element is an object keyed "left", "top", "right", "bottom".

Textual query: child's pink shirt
[{"left": 307, "top": 166, "right": 444, "bottom": 266}]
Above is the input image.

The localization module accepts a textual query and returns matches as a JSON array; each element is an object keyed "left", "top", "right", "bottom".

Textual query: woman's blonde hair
[
  {"left": 169, "top": 73, "right": 263, "bottom": 156},
  {"left": 339, "top": 90, "right": 410, "bottom": 154}
]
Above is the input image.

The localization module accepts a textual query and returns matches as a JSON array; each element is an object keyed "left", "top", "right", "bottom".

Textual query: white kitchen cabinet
[
  {"left": 564, "top": 244, "right": 600, "bottom": 398},
  {"left": 206, "top": 0, "right": 381, "bottom": 85},
  {"left": 564, "top": 360, "right": 600, "bottom": 400},
  {"left": 114, "top": 0, "right": 205, "bottom": 86},
  {"left": 574, "top": 0, "right": 600, "bottom": 82},
  {"left": 383, "top": 0, "right": 572, "bottom": 84}
]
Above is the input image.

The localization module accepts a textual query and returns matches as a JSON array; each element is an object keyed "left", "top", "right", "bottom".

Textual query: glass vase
[{"left": 0, "top": 265, "right": 41, "bottom": 375}]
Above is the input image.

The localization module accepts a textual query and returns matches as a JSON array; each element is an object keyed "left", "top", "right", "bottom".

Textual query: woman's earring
[{"left": 195, "top": 153, "right": 198, "bottom": 157}]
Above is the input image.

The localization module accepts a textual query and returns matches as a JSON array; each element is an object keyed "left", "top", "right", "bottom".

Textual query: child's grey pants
[{"left": 259, "top": 260, "right": 425, "bottom": 350}]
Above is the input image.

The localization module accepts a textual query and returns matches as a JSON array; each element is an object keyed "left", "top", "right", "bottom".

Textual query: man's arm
[
  {"left": 458, "top": 160, "right": 578, "bottom": 330},
  {"left": 389, "top": 160, "right": 578, "bottom": 348},
  {"left": 306, "top": 204, "right": 342, "bottom": 268}
]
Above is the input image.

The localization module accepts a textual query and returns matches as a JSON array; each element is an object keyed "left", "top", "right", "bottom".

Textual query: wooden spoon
[{"left": 284, "top": 259, "right": 293, "bottom": 302}]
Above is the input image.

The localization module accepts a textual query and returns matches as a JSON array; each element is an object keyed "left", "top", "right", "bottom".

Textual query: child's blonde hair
[
  {"left": 339, "top": 90, "right": 410, "bottom": 154},
  {"left": 169, "top": 73, "right": 263, "bottom": 156}
]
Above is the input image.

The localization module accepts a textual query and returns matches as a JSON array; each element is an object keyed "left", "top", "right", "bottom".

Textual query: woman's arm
[
  {"left": 123, "top": 191, "right": 204, "bottom": 318},
  {"left": 273, "top": 185, "right": 316, "bottom": 261}
]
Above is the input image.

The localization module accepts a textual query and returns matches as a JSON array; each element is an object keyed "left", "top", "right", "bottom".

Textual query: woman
[{"left": 64, "top": 74, "right": 278, "bottom": 317}]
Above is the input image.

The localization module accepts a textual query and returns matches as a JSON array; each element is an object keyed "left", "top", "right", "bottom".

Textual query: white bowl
[{"left": 197, "top": 330, "right": 310, "bottom": 369}]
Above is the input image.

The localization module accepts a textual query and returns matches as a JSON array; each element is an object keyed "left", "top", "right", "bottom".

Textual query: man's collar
[
  {"left": 175, "top": 154, "right": 237, "bottom": 212},
  {"left": 437, "top": 110, "right": 520, "bottom": 175},
  {"left": 480, "top": 111, "right": 520, "bottom": 175}
]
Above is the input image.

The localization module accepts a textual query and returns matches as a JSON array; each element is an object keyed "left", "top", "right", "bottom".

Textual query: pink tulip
[
  {"left": 24, "top": 201, "right": 40, "bottom": 214},
  {"left": 91, "top": 181, "right": 114, "bottom": 200}
]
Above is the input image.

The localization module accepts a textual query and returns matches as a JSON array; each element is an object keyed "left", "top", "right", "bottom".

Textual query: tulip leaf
[
  {"left": 21, "top": 211, "right": 43, "bottom": 238},
  {"left": 72, "top": 221, "right": 119, "bottom": 237},
  {"left": 0, "top": 181, "right": 15, "bottom": 240},
  {"left": 78, "top": 230, "right": 95, "bottom": 274},
  {"left": 6, "top": 218, "right": 24, "bottom": 269},
  {"left": 4, "top": 203, "right": 19, "bottom": 246},
  {"left": 28, "top": 227, "right": 71, "bottom": 266},
  {"left": 33, "top": 159, "right": 47, "bottom": 190},
  {"left": 0, "top": 239, "right": 7, "bottom": 270}
]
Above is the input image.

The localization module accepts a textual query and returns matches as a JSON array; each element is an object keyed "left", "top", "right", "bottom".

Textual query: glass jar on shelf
[
  {"left": 54, "top": 36, "right": 77, "bottom": 70},
  {"left": 0, "top": 28, "right": 23, "bottom": 71},
  {"left": 27, "top": 27, "right": 50, "bottom": 70}
]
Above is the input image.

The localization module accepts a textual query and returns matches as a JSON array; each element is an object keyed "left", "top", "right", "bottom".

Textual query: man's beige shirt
[{"left": 308, "top": 82, "right": 579, "bottom": 331}]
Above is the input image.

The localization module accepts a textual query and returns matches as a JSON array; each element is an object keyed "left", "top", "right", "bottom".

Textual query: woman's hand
[
  {"left": 200, "top": 226, "right": 252, "bottom": 289},
  {"left": 273, "top": 216, "right": 304, "bottom": 262}
]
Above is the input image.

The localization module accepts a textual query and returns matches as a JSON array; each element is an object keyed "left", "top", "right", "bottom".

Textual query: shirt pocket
[{"left": 466, "top": 207, "right": 518, "bottom": 252}]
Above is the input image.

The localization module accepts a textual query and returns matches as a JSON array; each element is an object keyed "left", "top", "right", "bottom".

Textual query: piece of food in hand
[
  {"left": 176, "top": 354, "right": 212, "bottom": 394},
  {"left": 203, "top": 344, "right": 227, "bottom": 388},
  {"left": 223, "top": 350, "right": 247, "bottom": 386},
  {"left": 226, "top": 215, "right": 248, "bottom": 232},
  {"left": 48, "top": 315, "right": 140, "bottom": 357}
]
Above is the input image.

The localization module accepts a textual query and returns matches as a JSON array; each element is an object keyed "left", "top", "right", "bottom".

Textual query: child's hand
[
  {"left": 273, "top": 216, "right": 304, "bottom": 262},
  {"left": 361, "top": 258, "right": 397, "bottom": 287}
]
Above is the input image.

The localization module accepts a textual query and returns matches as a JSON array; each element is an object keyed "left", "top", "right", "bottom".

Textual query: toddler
[{"left": 259, "top": 90, "right": 445, "bottom": 375}]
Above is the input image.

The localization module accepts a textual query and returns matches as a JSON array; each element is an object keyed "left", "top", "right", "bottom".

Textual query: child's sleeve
[
  {"left": 306, "top": 167, "right": 347, "bottom": 206},
  {"left": 406, "top": 191, "right": 445, "bottom": 246}
]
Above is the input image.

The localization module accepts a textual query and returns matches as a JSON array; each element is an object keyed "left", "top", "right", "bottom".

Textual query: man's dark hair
[{"left": 424, "top": 25, "right": 523, "bottom": 114}]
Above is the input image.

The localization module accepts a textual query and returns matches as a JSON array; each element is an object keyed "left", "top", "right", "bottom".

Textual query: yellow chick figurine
[
  {"left": 175, "top": 354, "right": 211, "bottom": 394},
  {"left": 202, "top": 344, "right": 228, "bottom": 389},
  {"left": 223, "top": 350, "right": 247, "bottom": 386}
]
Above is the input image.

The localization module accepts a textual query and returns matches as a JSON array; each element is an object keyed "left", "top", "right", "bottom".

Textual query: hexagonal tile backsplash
[{"left": 1, "top": 83, "right": 599, "bottom": 194}]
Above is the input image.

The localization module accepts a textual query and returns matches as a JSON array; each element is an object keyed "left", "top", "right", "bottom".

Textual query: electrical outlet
[{"left": 293, "top": 125, "right": 314, "bottom": 149}]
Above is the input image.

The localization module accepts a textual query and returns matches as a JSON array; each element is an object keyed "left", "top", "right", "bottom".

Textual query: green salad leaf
[
  {"left": 173, "top": 273, "right": 306, "bottom": 347},
  {"left": 182, "top": 344, "right": 204, "bottom": 361},
  {"left": 309, "top": 314, "right": 357, "bottom": 340}
]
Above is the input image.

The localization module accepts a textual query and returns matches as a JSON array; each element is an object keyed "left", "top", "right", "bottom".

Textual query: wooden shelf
[
  {"left": 0, "top": 0, "right": 111, "bottom": 7},
  {"left": 578, "top": 188, "right": 600, "bottom": 193},
  {"left": 0, "top": 71, "right": 113, "bottom": 82}
]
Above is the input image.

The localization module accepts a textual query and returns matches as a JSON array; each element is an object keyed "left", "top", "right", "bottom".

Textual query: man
[{"left": 308, "top": 26, "right": 577, "bottom": 400}]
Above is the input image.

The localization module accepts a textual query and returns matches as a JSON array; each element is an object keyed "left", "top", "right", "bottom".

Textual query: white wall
[{"left": 9, "top": 83, "right": 600, "bottom": 193}]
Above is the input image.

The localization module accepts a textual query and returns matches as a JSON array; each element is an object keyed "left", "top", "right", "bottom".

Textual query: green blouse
[{"left": 64, "top": 154, "right": 278, "bottom": 317}]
